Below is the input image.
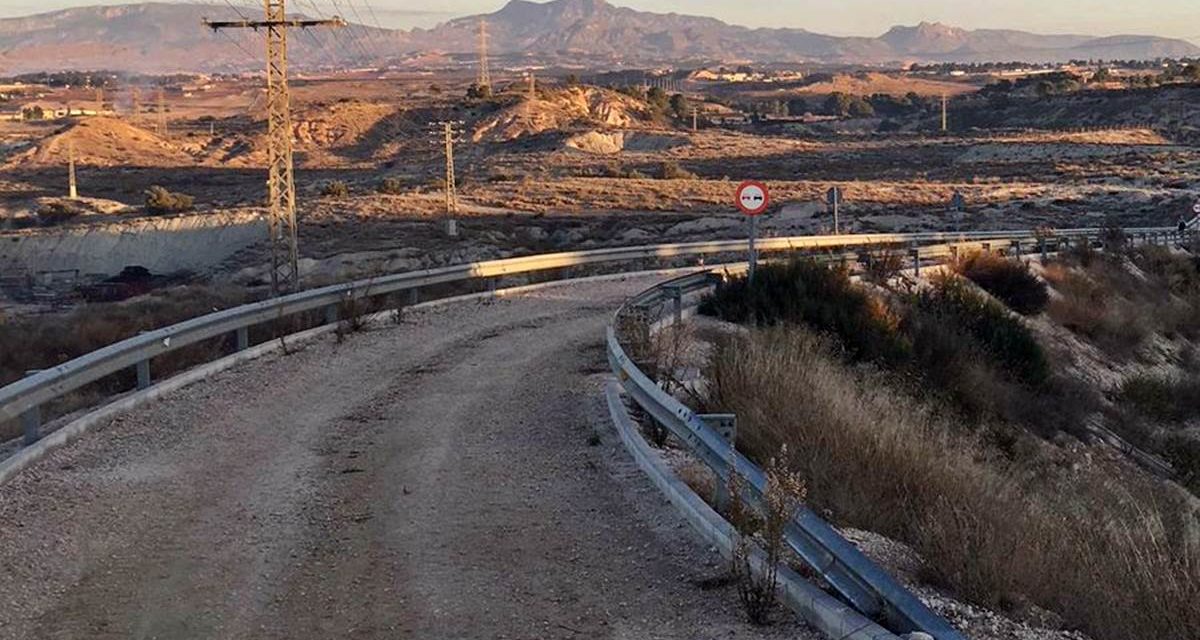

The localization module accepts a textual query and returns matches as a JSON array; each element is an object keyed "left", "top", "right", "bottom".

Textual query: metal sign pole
[{"left": 749, "top": 215, "right": 759, "bottom": 282}]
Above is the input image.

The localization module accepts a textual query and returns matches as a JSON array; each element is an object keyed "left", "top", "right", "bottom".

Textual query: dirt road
[{"left": 0, "top": 277, "right": 816, "bottom": 640}]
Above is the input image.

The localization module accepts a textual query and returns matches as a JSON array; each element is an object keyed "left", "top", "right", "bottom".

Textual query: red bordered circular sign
[{"left": 736, "top": 180, "right": 770, "bottom": 216}]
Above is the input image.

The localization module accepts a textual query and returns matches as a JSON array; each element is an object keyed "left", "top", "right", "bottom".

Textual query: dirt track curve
[{"left": 0, "top": 276, "right": 817, "bottom": 640}]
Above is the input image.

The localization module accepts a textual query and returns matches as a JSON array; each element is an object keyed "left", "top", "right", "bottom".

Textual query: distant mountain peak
[{"left": 0, "top": 2, "right": 1197, "bottom": 73}]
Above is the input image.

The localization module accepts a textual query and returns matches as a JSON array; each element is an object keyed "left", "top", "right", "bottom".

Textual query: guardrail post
[
  {"left": 1010, "top": 239, "right": 1021, "bottom": 259},
  {"left": 909, "top": 248, "right": 920, "bottom": 277},
  {"left": 409, "top": 288, "right": 419, "bottom": 306},
  {"left": 21, "top": 405, "right": 41, "bottom": 445},
  {"left": 136, "top": 360, "right": 151, "bottom": 391},
  {"left": 324, "top": 303, "right": 338, "bottom": 326},
  {"left": 1039, "top": 238, "right": 1048, "bottom": 260},
  {"left": 981, "top": 242, "right": 991, "bottom": 254},
  {"left": 235, "top": 327, "right": 249, "bottom": 352}
]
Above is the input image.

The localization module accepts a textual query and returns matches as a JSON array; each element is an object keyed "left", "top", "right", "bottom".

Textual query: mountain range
[{"left": 0, "top": 0, "right": 1197, "bottom": 74}]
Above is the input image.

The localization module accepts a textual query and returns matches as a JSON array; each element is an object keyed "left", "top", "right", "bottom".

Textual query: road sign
[
  {"left": 826, "top": 186, "right": 843, "bottom": 205},
  {"left": 736, "top": 181, "right": 770, "bottom": 216},
  {"left": 951, "top": 191, "right": 966, "bottom": 211}
]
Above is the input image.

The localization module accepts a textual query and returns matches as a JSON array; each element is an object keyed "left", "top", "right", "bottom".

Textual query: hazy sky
[{"left": 3, "top": 0, "right": 1199, "bottom": 42}]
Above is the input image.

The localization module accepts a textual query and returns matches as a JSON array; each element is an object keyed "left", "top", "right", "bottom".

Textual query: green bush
[
  {"left": 700, "top": 259, "right": 910, "bottom": 365},
  {"left": 953, "top": 251, "right": 1049, "bottom": 316},
  {"left": 377, "top": 177, "right": 404, "bottom": 195},
  {"left": 321, "top": 180, "right": 350, "bottom": 198},
  {"left": 1117, "top": 374, "right": 1200, "bottom": 423},
  {"left": 37, "top": 201, "right": 85, "bottom": 226},
  {"left": 917, "top": 275, "right": 1049, "bottom": 385},
  {"left": 144, "top": 186, "right": 194, "bottom": 215},
  {"left": 659, "top": 160, "right": 698, "bottom": 180}
]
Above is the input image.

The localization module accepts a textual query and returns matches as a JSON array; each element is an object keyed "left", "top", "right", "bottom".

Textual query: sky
[{"left": 2, "top": 0, "right": 1198, "bottom": 42}]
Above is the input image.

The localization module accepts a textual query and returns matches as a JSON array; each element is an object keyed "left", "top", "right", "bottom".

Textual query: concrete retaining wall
[{"left": 0, "top": 210, "right": 266, "bottom": 277}]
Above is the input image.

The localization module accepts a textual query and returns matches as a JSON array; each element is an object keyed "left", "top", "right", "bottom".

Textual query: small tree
[{"left": 321, "top": 180, "right": 350, "bottom": 199}]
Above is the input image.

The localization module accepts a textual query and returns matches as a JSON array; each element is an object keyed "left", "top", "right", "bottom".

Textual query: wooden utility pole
[
  {"left": 205, "top": 3, "right": 345, "bottom": 294},
  {"left": 68, "top": 141, "right": 78, "bottom": 200},
  {"left": 477, "top": 19, "right": 492, "bottom": 91}
]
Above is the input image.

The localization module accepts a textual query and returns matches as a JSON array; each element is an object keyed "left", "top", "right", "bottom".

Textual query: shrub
[
  {"left": 36, "top": 201, "right": 85, "bottom": 226},
  {"left": 321, "top": 180, "right": 350, "bottom": 198},
  {"left": 916, "top": 275, "right": 1049, "bottom": 385},
  {"left": 705, "top": 326, "right": 1200, "bottom": 640},
  {"left": 1116, "top": 373, "right": 1200, "bottom": 423},
  {"left": 700, "top": 259, "right": 910, "bottom": 366},
  {"left": 143, "top": 186, "right": 194, "bottom": 214},
  {"left": 952, "top": 251, "right": 1049, "bottom": 316},
  {"left": 659, "top": 160, "right": 697, "bottom": 180},
  {"left": 377, "top": 177, "right": 404, "bottom": 195},
  {"left": 859, "top": 248, "right": 907, "bottom": 286}
]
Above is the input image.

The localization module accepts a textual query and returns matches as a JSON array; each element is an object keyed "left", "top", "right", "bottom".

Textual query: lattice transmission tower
[
  {"left": 478, "top": 19, "right": 492, "bottom": 91},
  {"left": 430, "top": 121, "right": 464, "bottom": 237},
  {"left": 204, "top": 2, "right": 344, "bottom": 294}
]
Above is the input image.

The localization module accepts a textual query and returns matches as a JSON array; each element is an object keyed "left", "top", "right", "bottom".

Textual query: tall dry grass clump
[{"left": 705, "top": 326, "right": 1200, "bottom": 640}]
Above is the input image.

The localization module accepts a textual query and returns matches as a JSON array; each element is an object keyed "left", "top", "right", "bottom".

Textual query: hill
[{"left": 0, "top": 1, "right": 1196, "bottom": 72}]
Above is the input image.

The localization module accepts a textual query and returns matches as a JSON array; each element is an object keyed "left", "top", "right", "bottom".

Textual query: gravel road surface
[{"left": 0, "top": 276, "right": 818, "bottom": 640}]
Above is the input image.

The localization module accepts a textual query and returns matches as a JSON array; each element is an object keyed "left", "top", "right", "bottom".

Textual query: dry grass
[
  {"left": 706, "top": 327, "right": 1200, "bottom": 640},
  {"left": 951, "top": 251, "right": 1048, "bottom": 316}
]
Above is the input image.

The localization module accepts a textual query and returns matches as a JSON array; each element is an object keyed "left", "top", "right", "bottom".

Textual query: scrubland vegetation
[{"left": 699, "top": 256, "right": 1200, "bottom": 640}]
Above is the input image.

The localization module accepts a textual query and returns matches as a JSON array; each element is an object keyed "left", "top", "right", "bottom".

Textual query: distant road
[{"left": 0, "top": 276, "right": 815, "bottom": 640}]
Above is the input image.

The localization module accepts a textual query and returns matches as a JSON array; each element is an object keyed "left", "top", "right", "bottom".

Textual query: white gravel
[{"left": 0, "top": 276, "right": 818, "bottom": 640}]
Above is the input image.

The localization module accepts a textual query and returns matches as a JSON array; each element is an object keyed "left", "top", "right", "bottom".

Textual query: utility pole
[
  {"left": 131, "top": 87, "right": 140, "bottom": 120},
  {"left": 430, "top": 121, "right": 463, "bottom": 237},
  {"left": 205, "top": 3, "right": 345, "bottom": 295},
  {"left": 68, "top": 141, "right": 78, "bottom": 200},
  {"left": 156, "top": 87, "right": 167, "bottom": 135},
  {"left": 94, "top": 88, "right": 104, "bottom": 115},
  {"left": 691, "top": 106, "right": 698, "bottom": 132},
  {"left": 941, "top": 93, "right": 948, "bottom": 133},
  {"left": 477, "top": 19, "right": 492, "bottom": 91},
  {"left": 527, "top": 71, "right": 536, "bottom": 101}
]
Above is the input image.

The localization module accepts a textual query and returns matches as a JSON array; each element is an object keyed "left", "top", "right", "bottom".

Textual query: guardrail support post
[
  {"left": 235, "top": 327, "right": 249, "bottom": 352},
  {"left": 1010, "top": 240, "right": 1021, "bottom": 259},
  {"left": 409, "top": 288, "right": 419, "bottom": 306},
  {"left": 981, "top": 242, "right": 991, "bottom": 254},
  {"left": 324, "top": 303, "right": 338, "bottom": 326},
  {"left": 136, "top": 360, "right": 151, "bottom": 391},
  {"left": 1039, "top": 238, "right": 1048, "bottom": 260},
  {"left": 909, "top": 248, "right": 920, "bottom": 277},
  {"left": 21, "top": 405, "right": 41, "bottom": 445}
]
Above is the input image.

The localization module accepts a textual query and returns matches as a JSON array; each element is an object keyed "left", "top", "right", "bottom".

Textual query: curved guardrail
[
  {"left": 1, "top": 225, "right": 1188, "bottom": 447},
  {"left": 603, "top": 224, "right": 1194, "bottom": 640}
]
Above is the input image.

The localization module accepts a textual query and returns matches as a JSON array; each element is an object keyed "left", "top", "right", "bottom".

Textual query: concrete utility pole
[
  {"left": 95, "top": 88, "right": 104, "bottom": 115},
  {"left": 205, "top": 3, "right": 345, "bottom": 295},
  {"left": 477, "top": 19, "right": 492, "bottom": 91},
  {"left": 526, "top": 71, "right": 536, "bottom": 101},
  {"left": 431, "top": 121, "right": 463, "bottom": 237},
  {"left": 691, "top": 106, "right": 698, "bottom": 132},
  {"left": 941, "top": 93, "right": 948, "bottom": 133},
  {"left": 131, "top": 87, "right": 140, "bottom": 120},
  {"left": 68, "top": 141, "right": 78, "bottom": 200}
]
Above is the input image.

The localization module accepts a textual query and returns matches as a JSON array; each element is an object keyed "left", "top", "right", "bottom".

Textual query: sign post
[
  {"left": 951, "top": 191, "right": 966, "bottom": 233},
  {"left": 736, "top": 181, "right": 770, "bottom": 282},
  {"left": 826, "top": 186, "right": 844, "bottom": 235}
]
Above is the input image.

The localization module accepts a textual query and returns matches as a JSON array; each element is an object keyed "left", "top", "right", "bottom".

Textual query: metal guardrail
[
  {"left": 1, "top": 225, "right": 1188, "bottom": 447},
  {"left": 604, "top": 224, "right": 1194, "bottom": 640}
]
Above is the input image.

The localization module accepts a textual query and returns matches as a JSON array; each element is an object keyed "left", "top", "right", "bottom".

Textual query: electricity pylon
[
  {"left": 477, "top": 19, "right": 492, "bottom": 91},
  {"left": 430, "top": 121, "right": 463, "bottom": 237},
  {"left": 204, "top": 3, "right": 345, "bottom": 294}
]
